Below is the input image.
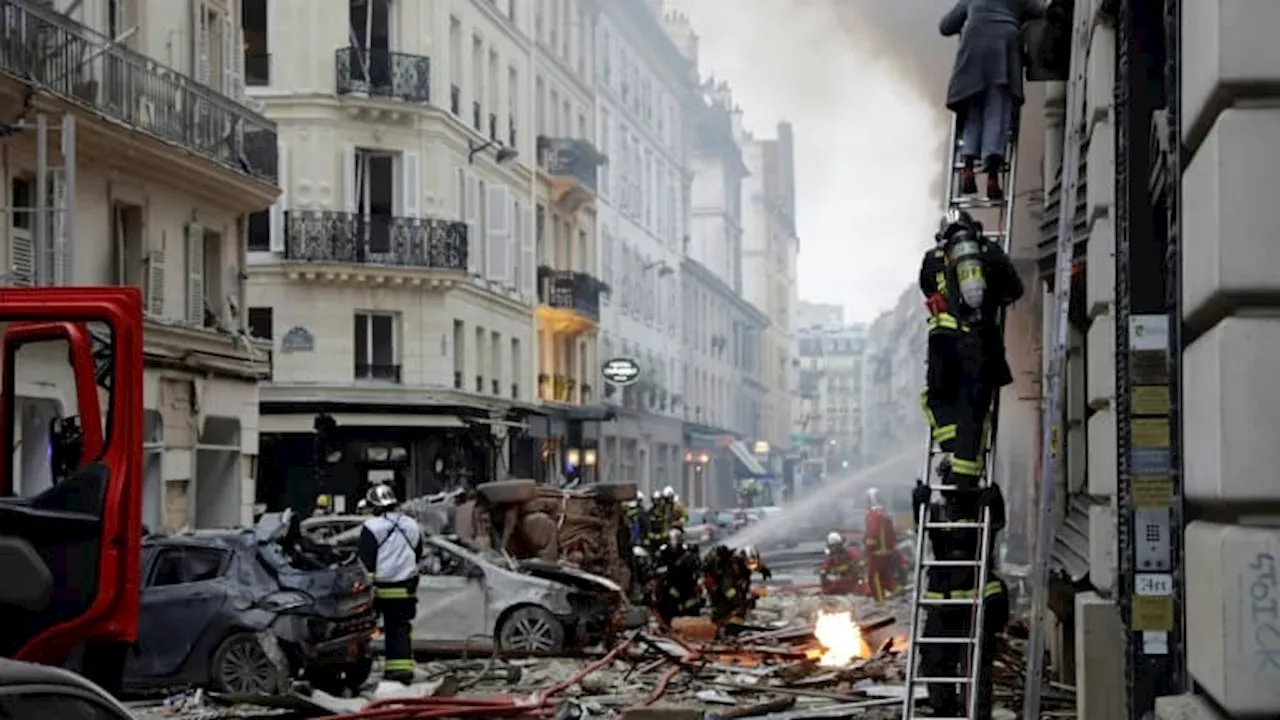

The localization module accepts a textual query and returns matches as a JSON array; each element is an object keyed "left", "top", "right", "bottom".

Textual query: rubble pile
[{"left": 126, "top": 584, "right": 1077, "bottom": 720}]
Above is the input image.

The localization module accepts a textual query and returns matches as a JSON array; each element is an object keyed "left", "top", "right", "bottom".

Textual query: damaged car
[
  {"left": 409, "top": 535, "right": 637, "bottom": 654},
  {"left": 123, "top": 511, "right": 376, "bottom": 695}
]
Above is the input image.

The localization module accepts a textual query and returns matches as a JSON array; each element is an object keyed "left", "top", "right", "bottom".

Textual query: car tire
[
  {"left": 592, "top": 482, "right": 637, "bottom": 502},
  {"left": 477, "top": 479, "right": 538, "bottom": 505},
  {"left": 210, "top": 632, "right": 288, "bottom": 695},
  {"left": 496, "top": 605, "right": 565, "bottom": 654},
  {"left": 307, "top": 656, "right": 373, "bottom": 696}
]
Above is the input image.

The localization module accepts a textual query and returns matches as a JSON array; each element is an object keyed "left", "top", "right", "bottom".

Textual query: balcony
[
  {"left": 335, "top": 47, "right": 430, "bottom": 103},
  {"left": 536, "top": 266, "right": 607, "bottom": 334},
  {"left": 0, "top": 0, "right": 277, "bottom": 183},
  {"left": 537, "top": 136, "right": 604, "bottom": 214},
  {"left": 355, "top": 362, "right": 402, "bottom": 383},
  {"left": 283, "top": 210, "right": 468, "bottom": 273}
]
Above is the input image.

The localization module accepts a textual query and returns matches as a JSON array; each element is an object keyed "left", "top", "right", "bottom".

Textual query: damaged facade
[{"left": 0, "top": 0, "right": 276, "bottom": 531}]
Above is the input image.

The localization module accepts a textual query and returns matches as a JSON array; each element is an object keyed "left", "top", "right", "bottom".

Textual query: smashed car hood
[{"left": 516, "top": 559, "right": 622, "bottom": 594}]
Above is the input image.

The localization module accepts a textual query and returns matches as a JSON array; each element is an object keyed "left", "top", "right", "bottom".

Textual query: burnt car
[{"left": 123, "top": 512, "right": 376, "bottom": 695}]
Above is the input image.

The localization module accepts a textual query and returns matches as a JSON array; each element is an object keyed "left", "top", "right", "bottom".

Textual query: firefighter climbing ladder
[{"left": 900, "top": 114, "right": 1020, "bottom": 720}]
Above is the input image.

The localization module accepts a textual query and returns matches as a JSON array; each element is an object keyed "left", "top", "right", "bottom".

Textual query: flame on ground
[{"left": 812, "top": 611, "right": 873, "bottom": 667}]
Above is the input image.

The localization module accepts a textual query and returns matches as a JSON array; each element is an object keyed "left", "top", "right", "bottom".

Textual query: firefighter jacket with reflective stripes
[
  {"left": 358, "top": 511, "right": 423, "bottom": 584},
  {"left": 821, "top": 547, "right": 858, "bottom": 578},
  {"left": 864, "top": 508, "right": 898, "bottom": 556},
  {"left": 918, "top": 237, "right": 1025, "bottom": 387},
  {"left": 915, "top": 490, "right": 1007, "bottom": 594}
]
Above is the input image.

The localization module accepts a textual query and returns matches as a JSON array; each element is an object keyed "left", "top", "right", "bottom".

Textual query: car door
[
  {"left": 126, "top": 546, "right": 230, "bottom": 679},
  {"left": 413, "top": 545, "right": 488, "bottom": 645}
]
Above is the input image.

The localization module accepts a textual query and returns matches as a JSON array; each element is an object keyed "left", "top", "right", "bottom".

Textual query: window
[
  {"left": 352, "top": 149, "right": 396, "bottom": 253},
  {"left": 422, "top": 546, "right": 470, "bottom": 576},
  {"left": 452, "top": 319, "right": 465, "bottom": 388},
  {"left": 247, "top": 307, "right": 273, "bottom": 340},
  {"left": 354, "top": 312, "right": 399, "bottom": 381},
  {"left": 0, "top": 690, "right": 133, "bottom": 720},
  {"left": 143, "top": 410, "right": 163, "bottom": 532},
  {"left": 242, "top": 0, "right": 269, "bottom": 85},
  {"left": 148, "top": 547, "right": 227, "bottom": 587}
]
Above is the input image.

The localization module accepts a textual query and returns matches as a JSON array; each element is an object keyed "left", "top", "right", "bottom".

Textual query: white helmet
[
  {"left": 827, "top": 532, "right": 843, "bottom": 545},
  {"left": 668, "top": 528, "right": 684, "bottom": 546},
  {"left": 866, "top": 487, "right": 881, "bottom": 508},
  {"left": 366, "top": 483, "right": 398, "bottom": 509},
  {"left": 651, "top": 490, "right": 663, "bottom": 501},
  {"left": 662, "top": 486, "right": 676, "bottom": 499}
]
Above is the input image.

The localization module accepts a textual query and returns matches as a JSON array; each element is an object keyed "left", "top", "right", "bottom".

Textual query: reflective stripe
[
  {"left": 926, "top": 313, "right": 970, "bottom": 332},
  {"left": 384, "top": 659, "right": 416, "bottom": 671},
  {"left": 951, "top": 457, "right": 983, "bottom": 476},
  {"left": 924, "top": 581, "right": 1004, "bottom": 600},
  {"left": 375, "top": 587, "right": 412, "bottom": 599},
  {"left": 933, "top": 424, "right": 957, "bottom": 442}
]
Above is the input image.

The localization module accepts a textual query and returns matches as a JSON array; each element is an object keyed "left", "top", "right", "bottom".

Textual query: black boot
[
  {"left": 983, "top": 155, "right": 1004, "bottom": 201},
  {"left": 959, "top": 157, "right": 978, "bottom": 195}
]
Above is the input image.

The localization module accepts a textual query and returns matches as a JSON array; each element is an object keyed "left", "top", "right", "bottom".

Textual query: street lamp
[
  {"left": 643, "top": 260, "right": 674, "bottom": 277},
  {"left": 468, "top": 138, "right": 519, "bottom": 165}
]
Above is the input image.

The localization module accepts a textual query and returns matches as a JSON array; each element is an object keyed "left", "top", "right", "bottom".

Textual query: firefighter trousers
[
  {"left": 374, "top": 581, "right": 419, "bottom": 683},
  {"left": 918, "top": 584, "right": 1009, "bottom": 720},
  {"left": 922, "top": 329, "right": 993, "bottom": 489}
]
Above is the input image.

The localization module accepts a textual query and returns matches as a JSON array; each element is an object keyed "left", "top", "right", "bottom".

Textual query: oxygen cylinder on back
[{"left": 948, "top": 234, "right": 986, "bottom": 310}]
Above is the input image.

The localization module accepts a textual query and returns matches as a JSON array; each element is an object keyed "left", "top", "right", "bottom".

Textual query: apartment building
[
  {"left": 858, "top": 287, "right": 927, "bottom": 469},
  {"left": 529, "top": 0, "right": 610, "bottom": 484},
  {"left": 593, "top": 1, "right": 696, "bottom": 495},
  {"left": 740, "top": 123, "right": 800, "bottom": 480},
  {"left": 796, "top": 323, "right": 867, "bottom": 474},
  {"left": 0, "top": 0, "right": 277, "bottom": 530},
  {"left": 683, "top": 79, "right": 769, "bottom": 506},
  {"left": 242, "top": 0, "right": 541, "bottom": 508}
]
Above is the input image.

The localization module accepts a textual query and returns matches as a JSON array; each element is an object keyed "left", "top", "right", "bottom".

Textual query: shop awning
[
  {"left": 728, "top": 440, "right": 769, "bottom": 478},
  {"left": 260, "top": 413, "right": 466, "bottom": 433}
]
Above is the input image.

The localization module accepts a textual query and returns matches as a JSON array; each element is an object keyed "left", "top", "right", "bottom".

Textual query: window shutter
[
  {"left": 185, "top": 225, "right": 205, "bottom": 326},
  {"left": 191, "top": 0, "right": 210, "bottom": 83},
  {"left": 520, "top": 202, "right": 534, "bottom": 299},
  {"left": 51, "top": 174, "right": 69, "bottom": 285},
  {"left": 464, "top": 172, "right": 479, "bottom": 275},
  {"left": 10, "top": 229, "right": 34, "bottom": 287},
  {"left": 269, "top": 140, "right": 288, "bottom": 252},
  {"left": 402, "top": 151, "right": 421, "bottom": 217},
  {"left": 145, "top": 251, "right": 166, "bottom": 317},
  {"left": 221, "top": 13, "right": 239, "bottom": 97},
  {"left": 343, "top": 146, "right": 358, "bottom": 212},
  {"left": 485, "top": 185, "right": 509, "bottom": 282}
]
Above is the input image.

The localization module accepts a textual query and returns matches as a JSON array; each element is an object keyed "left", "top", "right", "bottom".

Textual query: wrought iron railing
[
  {"left": 355, "top": 362, "right": 401, "bottom": 382},
  {"left": 334, "top": 47, "right": 429, "bottom": 103},
  {"left": 537, "top": 136, "right": 601, "bottom": 192},
  {"left": 0, "top": 0, "right": 277, "bottom": 182},
  {"left": 284, "top": 210, "right": 468, "bottom": 270},
  {"left": 537, "top": 266, "right": 605, "bottom": 321}
]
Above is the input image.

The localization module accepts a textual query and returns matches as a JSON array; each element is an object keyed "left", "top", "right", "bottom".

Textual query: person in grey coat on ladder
[{"left": 940, "top": 0, "right": 1045, "bottom": 201}]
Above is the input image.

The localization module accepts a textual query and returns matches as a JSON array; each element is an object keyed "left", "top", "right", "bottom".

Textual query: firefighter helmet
[
  {"left": 826, "top": 532, "right": 843, "bottom": 546},
  {"left": 739, "top": 546, "right": 761, "bottom": 572},
  {"left": 668, "top": 528, "right": 684, "bottom": 546},
  {"left": 366, "top": 483, "right": 398, "bottom": 509},
  {"left": 662, "top": 486, "right": 676, "bottom": 499},
  {"left": 866, "top": 487, "right": 881, "bottom": 508}
]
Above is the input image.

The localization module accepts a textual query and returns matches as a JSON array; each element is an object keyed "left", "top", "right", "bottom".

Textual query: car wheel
[
  {"left": 497, "top": 606, "right": 565, "bottom": 653},
  {"left": 307, "top": 656, "right": 373, "bottom": 696},
  {"left": 211, "top": 633, "right": 286, "bottom": 695}
]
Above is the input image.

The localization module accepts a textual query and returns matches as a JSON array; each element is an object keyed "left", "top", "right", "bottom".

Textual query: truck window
[
  {"left": 148, "top": 547, "right": 227, "bottom": 587},
  {"left": 0, "top": 690, "right": 131, "bottom": 720}
]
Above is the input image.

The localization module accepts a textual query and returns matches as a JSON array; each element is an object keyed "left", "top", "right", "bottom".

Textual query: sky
[{"left": 671, "top": 0, "right": 959, "bottom": 323}]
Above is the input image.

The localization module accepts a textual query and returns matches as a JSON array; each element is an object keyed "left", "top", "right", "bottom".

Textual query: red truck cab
[{"left": 0, "top": 288, "right": 143, "bottom": 692}]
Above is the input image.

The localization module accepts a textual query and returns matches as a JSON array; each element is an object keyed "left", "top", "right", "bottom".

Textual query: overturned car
[{"left": 123, "top": 512, "right": 376, "bottom": 695}]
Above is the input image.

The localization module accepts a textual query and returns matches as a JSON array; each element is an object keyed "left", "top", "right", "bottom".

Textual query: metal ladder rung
[
  {"left": 950, "top": 197, "right": 1005, "bottom": 210},
  {"left": 926, "top": 483, "right": 987, "bottom": 492},
  {"left": 917, "top": 597, "right": 984, "bottom": 606},
  {"left": 914, "top": 676, "right": 973, "bottom": 684},
  {"left": 915, "top": 636, "right": 976, "bottom": 645},
  {"left": 920, "top": 521, "right": 985, "bottom": 530},
  {"left": 921, "top": 559, "right": 983, "bottom": 567}
]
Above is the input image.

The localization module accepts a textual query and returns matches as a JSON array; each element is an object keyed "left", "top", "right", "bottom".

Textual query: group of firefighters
[
  {"left": 623, "top": 487, "right": 773, "bottom": 637},
  {"left": 817, "top": 487, "right": 908, "bottom": 602}
]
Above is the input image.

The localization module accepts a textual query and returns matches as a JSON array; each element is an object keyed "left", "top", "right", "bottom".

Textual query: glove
[
  {"left": 911, "top": 482, "right": 932, "bottom": 509},
  {"left": 925, "top": 292, "right": 947, "bottom": 316}
]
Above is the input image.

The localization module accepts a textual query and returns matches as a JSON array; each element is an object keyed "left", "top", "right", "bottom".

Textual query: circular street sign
[{"left": 601, "top": 357, "right": 640, "bottom": 386}]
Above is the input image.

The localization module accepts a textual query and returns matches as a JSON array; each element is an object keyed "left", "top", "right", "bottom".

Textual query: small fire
[{"left": 812, "top": 611, "right": 873, "bottom": 667}]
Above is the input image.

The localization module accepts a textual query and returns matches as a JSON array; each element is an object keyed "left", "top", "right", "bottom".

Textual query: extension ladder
[{"left": 900, "top": 113, "right": 1020, "bottom": 720}]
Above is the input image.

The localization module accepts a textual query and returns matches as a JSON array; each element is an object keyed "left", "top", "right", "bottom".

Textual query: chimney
[{"left": 662, "top": 10, "right": 699, "bottom": 63}]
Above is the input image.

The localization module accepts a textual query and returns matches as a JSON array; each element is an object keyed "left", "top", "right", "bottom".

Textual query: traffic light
[{"left": 313, "top": 413, "right": 343, "bottom": 465}]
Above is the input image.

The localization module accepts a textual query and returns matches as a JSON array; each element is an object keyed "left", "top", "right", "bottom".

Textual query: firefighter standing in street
[
  {"left": 357, "top": 484, "right": 423, "bottom": 685},
  {"left": 645, "top": 491, "right": 669, "bottom": 551},
  {"left": 918, "top": 210, "right": 1023, "bottom": 490},
  {"left": 819, "top": 532, "right": 861, "bottom": 595},
  {"left": 653, "top": 529, "right": 702, "bottom": 626},
  {"left": 703, "top": 545, "right": 746, "bottom": 634},
  {"left": 863, "top": 488, "right": 900, "bottom": 603},
  {"left": 911, "top": 461, "right": 1010, "bottom": 720}
]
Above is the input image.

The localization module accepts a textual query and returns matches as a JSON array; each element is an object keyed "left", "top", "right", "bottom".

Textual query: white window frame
[{"left": 354, "top": 310, "right": 400, "bottom": 374}]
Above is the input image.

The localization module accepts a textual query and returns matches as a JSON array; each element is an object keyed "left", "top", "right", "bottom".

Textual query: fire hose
[{"left": 324, "top": 634, "right": 640, "bottom": 720}]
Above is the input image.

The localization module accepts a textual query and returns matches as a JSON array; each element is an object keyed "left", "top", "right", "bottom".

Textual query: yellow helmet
[{"left": 315, "top": 494, "right": 331, "bottom": 509}]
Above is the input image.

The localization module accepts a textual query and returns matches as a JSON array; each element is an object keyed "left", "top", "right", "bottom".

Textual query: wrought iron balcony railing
[
  {"left": 355, "top": 362, "right": 402, "bottom": 383},
  {"left": 536, "top": 136, "right": 603, "bottom": 193},
  {"left": 284, "top": 210, "right": 468, "bottom": 270},
  {"left": 334, "top": 47, "right": 430, "bottom": 103},
  {"left": 0, "top": 0, "right": 277, "bottom": 182},
  {"left": 537, "top": 266, "right": 607, "bottom": 321}
]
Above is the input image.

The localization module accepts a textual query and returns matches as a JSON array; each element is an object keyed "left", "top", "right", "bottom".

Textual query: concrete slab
[
  {"left": 1181, "top": 0, "right": 1280, "bottom": 154},
  {"left": 1183, "top": 107, "right": 1280, "bottom": 330},
  {"left": 1085, "top": 215, "right": 1115, "bottom": 320},
  {"left": 1154, "top": 694, "right": 1229, "bottom": 720},
  {"left": 1074, "top": 591, "right": 1126, "bottom": 720},
  {"left": 1183, "top": 317, "right": 1280, "bottom": 502},
  {"left": 1087, "top": 503, "right": 1116, "bottom": 593},
  {"left": 1185, "top": 521, "right": 1280, "bottom": 715},
  {"left": 1086, "top": 312, "right": 1115, "bottom": 410},
  {"left": 1086, "top": 408, "right": 1117, "bottom": 497}
]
